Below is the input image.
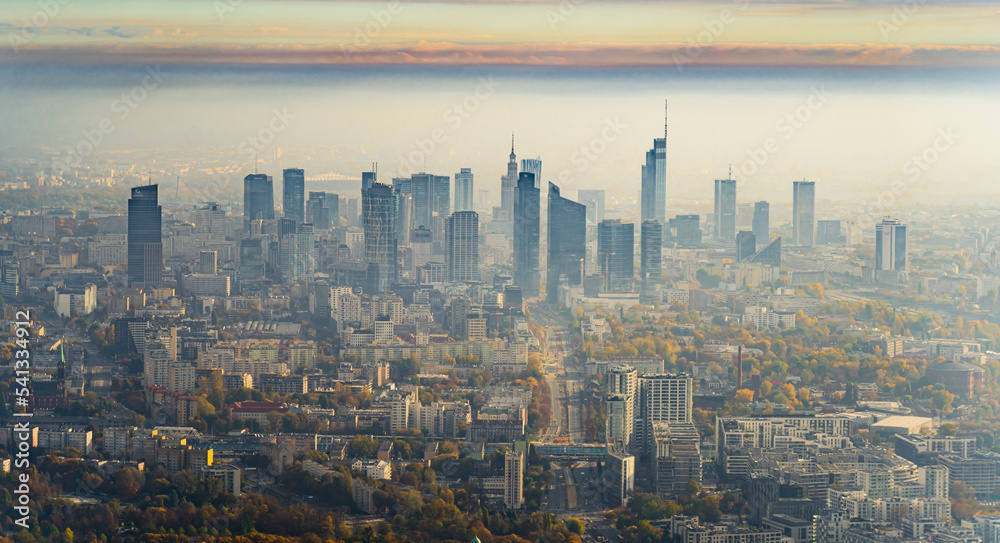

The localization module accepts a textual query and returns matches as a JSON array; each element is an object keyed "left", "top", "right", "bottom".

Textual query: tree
[
  {"left": 734, "top": 389, "right": 755, "bottom": 403},
  {"left": 349, "top": 435, "right": 378, "bottom": 458},
  {"left": 760, "top": 381, "right": 772, "bottom": 397}
]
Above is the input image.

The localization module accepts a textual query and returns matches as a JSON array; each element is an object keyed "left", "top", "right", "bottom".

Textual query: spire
[
  {"left": 510, "top": 132, "right": 516, "bottom": 160},
  {"left": 664, "top": 99, "right": 668, "bottom": 142}
]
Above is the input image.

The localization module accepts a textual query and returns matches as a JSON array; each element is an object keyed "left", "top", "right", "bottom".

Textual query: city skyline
[{"left": 4, "top": 4, "right": 1000, "bottom": 541}]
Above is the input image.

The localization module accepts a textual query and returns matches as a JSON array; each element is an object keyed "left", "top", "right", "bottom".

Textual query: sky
[{"left": 0, "top": 0, "right": 998, "bottom": 210}]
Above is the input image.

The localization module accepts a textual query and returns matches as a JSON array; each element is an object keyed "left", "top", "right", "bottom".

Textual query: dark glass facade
[
  {"left": 547, "top": 182, "right": 586, "bottom": 303},
  {"left": 513, "top": 172, "right": 540, "bottom": 297},
  {"left": 282, "top": 168, "right": 305, "bottom": 224},
  {"left": 127, "top": 184, "right": 162, "bottom": 287}
]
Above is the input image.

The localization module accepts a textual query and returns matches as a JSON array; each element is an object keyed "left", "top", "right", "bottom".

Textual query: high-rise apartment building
[
  {"left": 446, "top": 211, "right": 479, "bottom": 282},
  {"left": 640, "top": 373, "right": 693, "bottom": 424},
  {"left": 608, "top": 365, "right": 639, "bottom": 449},
  {"left": 504, "top": 451, "right": 524, "bottom": 509}
]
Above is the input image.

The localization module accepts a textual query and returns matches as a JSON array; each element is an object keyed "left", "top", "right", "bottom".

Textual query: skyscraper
[
  {"left": 547, "top": 182, "right": 587, "bottom": 303},
  {"left": 875, "top": 218, "right": 907, "bottom": 281},
  {"left": 598, "top": 219, "right": 635, "bottom": 292},
  {"left": 410, "top": 173, "right": 450, "bottom": 248},
  {"left": 239, "top": 239, "right": 265, "bottom": 281},
  {"left": 752, "top": 201, "right": 769, "bottom": 248},
  {"left": 577, "top": 189, "right": 606, "bottom": 224},
  {"left": 500, "top": 135, "right": 518, "bottom": 220},
  {"left": 640, "top": 220, "right": 662, "bottom": 301},
  {"left": 640, "top": 103, "right": 667, "bottom": 224},
  {"left": 396, "top": 193, "right": 412, "bottom": 245},
  {"left": 713, "top": 178, "right": 737, "bottom": 241},
  {"left": 735, "top": 231, "right": 757, "bottom": 262},
  {"left": 127, "top": 184, "right": 162, "bottom": 287},
  {"left": 306, "top": 191, "right": 337, "bottom": 230},
  {"left": 641, "top": 148, "right": 656, "bottom": 223},
  {"left": 669, "top": 215, "right": 702, "bottom": 247},
  {"left": 455, "top": 168, "right": 474, "bottom": 212},
  {"left": 447, "top": 211, "right": 479, "bottom": 282},
  {"left": 513, "top": 172, "right": 540, "bottom": 298},
  {"left": 792, "top": 181, "right": 816, "bottom": 247},
  {"left": 521, "top": 157, "right": 542, "bottom": 189},
  {"left": 362, "top": 169, "right": 377, "bottom": 191},
  {"left": 282, "top": 168, "right": 305, "bottom": 224},
  {"left": 243, "top": 174, "right": 275, "bottom": 227},
  {"left": 362, "top": 182, "right": 398, "bottom": 293}
]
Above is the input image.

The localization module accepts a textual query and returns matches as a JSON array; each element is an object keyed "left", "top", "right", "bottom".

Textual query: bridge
[{"left": 532, "top": 443, "right": 607, "bottom": 458}]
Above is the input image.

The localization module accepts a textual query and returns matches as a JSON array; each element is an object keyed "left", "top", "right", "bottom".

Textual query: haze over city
[{"left": 3, "top": 3, "right": 1000, "bottom": 543}]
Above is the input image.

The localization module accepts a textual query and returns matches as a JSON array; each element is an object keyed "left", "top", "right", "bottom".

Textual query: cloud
[{"left": 2, "top": 40, "right": 997, "bottom": 69}]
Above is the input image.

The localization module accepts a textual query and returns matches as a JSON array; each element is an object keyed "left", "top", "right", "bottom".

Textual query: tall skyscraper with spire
[
  {"left": 499, "top": 134, "right": 518, "bottom": 220},
  {"left": 714, "top": 178, "right": 737, "bottom": 241},
  {"left": 641, "top": 102, "right": 667, "bottom": 224}
]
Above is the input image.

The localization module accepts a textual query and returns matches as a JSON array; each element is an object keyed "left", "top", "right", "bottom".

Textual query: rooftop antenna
[
  {"left": 664, "top": 99, "right": 668, "bottom": 142},
  {"left": 729, "top": 164, "right": 732, "bottom": 180}
]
